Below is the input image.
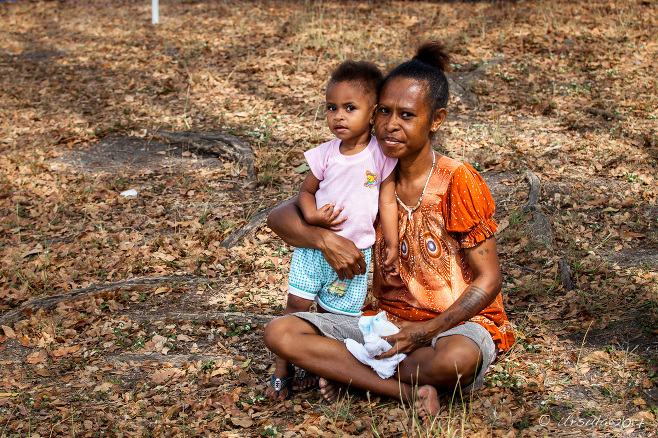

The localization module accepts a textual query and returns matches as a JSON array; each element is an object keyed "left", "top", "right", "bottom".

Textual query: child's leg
[
  {"left": 285, "top": 293, "right": 324, "bottom": 390},
  {"left": 283, "top": 294, "right": 314, "bottom": 315},
  {"left": 266, "top": 248, "right": 320, "bottom": 400},
  {"left": 266, "top": 296, "right": 313, "bottom": 400},
  {"left": 266, "top": 294, "right": 315, "bottom": 397}
]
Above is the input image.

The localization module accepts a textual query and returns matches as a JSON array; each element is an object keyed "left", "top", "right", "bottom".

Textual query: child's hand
[
  {"left": 305, "top": 203, "right": 347, "bottom": 231},
  {"left": 383, "top": 248, "right": 399, "bottom": 276}
]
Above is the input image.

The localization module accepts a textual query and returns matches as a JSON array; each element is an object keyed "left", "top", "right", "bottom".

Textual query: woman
[{"left": 264, "top": 41, "right": 514, "bottom": 418}]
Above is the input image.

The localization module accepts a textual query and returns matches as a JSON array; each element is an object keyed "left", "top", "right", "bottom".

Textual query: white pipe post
[{"left": 152, "top": 0, "right": 159, "bottom": 24}]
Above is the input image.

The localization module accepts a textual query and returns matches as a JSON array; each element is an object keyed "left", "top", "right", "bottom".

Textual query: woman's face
[{"left": 374, "top": 77, "right": 445, "bottom": 160}]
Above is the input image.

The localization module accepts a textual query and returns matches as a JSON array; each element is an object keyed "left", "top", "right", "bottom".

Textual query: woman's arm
[
  {"left": 379, "top": 236, "right": 501, "bottom": 357},
  {"left": 267, "top": 197, "right": 367, "bottom": 280}
]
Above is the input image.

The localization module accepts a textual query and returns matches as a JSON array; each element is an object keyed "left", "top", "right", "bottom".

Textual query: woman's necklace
[{"left": 395, "top": 151, "right": 436, "bottom": 221}]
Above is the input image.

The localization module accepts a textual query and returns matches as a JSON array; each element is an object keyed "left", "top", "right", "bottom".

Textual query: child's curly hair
[{"left": 328, "top": 60, "right": 384, "bottom": 100}]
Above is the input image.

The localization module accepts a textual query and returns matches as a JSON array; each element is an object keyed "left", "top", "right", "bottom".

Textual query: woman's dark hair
[
  {"left": 328, "top": 60, "right": 384, "bottom": 100},
  {"left": 385, "top": 41, "right": 451, "bottom": 112}
]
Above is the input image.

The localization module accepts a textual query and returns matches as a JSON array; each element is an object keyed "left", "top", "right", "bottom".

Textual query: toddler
[{"left": 266, "top": 60, "right": 399, "bottom": 400}]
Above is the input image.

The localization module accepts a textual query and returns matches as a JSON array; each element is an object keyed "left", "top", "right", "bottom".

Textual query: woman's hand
[
  {"left": 377, "top": 320, "right": 435, "bottom": 358},
  {"left": 267, "top": 196, "right": 366, "bottom": 280},
  {"left": 376, "top": 237, "right": 502, "bottom": 359},
  {"left": 318, "top": 230, "right": 367, "bottom": 280}
]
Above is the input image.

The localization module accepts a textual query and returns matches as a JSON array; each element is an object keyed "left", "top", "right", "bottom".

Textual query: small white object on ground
[
  {"left": 120, "top": 189, "right": 138, "bottom": 197},
  {"left": 345, "top": 311, "right": 407, "bottom": 379}
]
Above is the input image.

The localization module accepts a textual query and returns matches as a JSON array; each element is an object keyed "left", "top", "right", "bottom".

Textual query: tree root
[{"left": 0, "top": 275, "right": 206, "bottom": 326}]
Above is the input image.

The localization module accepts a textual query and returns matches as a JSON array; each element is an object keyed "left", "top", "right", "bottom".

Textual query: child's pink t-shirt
[{"left": 304, "top": 136, "right": 397, "bottom": 249}]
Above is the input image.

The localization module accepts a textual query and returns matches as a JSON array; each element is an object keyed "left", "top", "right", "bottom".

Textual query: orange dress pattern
[{"left": 365, "top": 155, "right": 515, "bottom": 351}]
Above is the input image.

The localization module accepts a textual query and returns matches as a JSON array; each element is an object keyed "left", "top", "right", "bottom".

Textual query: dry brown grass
[{"left": 0, "top": 0, "right": 656, "bottom": 436}]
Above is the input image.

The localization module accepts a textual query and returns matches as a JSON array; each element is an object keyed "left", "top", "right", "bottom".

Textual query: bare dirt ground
[{"left": 0, "top": 0, "right": 657, "bottom": 437}]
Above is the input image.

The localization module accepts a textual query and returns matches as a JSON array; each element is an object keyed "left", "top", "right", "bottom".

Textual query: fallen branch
[
  {"left": 0, "top": 276, "right": 206, "bottom": 326},
  {"left": 127, "top": 311, "right": 274, "bottom": 326},
  {"left": 586, "top": 107, "right": 625, "bottom": 121},
  {"left": 220, "top": 198, "right": 290, "bottom": 248},
  {"left": 523, "top": 170, "right": 542, "bottom": 212},
  {"left": 153, "top": 130, "right": 256, "bottom": 180},
  {"left": 559, "top": 258, "right": 574, "bottom": 291}
]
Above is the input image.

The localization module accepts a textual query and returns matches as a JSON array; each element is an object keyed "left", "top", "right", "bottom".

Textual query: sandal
[
  {"left": 295, "top": 368, "right": 320, "bottom": 392},
  {"left": 269, "top": 371, "right": 295, "bottom": 399}
]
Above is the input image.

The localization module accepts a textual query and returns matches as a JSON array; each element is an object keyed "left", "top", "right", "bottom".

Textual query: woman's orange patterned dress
[{"left": 365, "top": 155, "right": 515, "bottom": 351}]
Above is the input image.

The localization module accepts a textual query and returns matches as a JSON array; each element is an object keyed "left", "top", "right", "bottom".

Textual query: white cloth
[{"left": 344, "top": 311, "right": 407, "bottom": 379}]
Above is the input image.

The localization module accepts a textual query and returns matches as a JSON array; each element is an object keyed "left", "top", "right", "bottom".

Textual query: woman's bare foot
[
  {"left": 318, "top": 377, "right": 349, "bottom": 402},
  {"left": 415, "top": 385, "right": 441, "bottom": 421}
]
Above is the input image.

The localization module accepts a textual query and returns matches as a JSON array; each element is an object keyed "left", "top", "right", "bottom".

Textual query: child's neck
[{"left": 339, "top": 134, "right": 371, "bottom": 156}]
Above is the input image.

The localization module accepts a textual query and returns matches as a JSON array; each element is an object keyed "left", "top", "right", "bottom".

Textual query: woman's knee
[
  {"left": 422, "top": 337, "right": 482, "bottom": 387},
  {"left": 433, "top": 336, "right": 481, "bottom": 380}
]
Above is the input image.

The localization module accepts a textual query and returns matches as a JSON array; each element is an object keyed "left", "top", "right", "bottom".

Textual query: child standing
[{"left": 266, "top": 60, "right": 399, "bottom": 400}]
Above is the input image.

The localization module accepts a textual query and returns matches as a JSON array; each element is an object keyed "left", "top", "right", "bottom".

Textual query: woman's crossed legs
[{"left": 263, "top": 314, "right": 483, "bottom": 418}]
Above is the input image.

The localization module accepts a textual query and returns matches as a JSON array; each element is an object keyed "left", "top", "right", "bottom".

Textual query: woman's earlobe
[{"left": 432, "top": 108, "right": 448, "bottom": 132}]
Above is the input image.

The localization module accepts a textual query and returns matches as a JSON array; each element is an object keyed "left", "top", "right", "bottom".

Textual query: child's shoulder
[
  {"left": 312, "top": 138, "right": 340, "bottom": 152},
  {"left": 305, "top": 138, "right": 339, "bottom": 157}
]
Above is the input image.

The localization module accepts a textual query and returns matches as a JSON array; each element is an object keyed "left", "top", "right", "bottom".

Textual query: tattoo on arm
[
  {"left": 410, "top": 329, "right": 428, "bottom": 345},
  {"left": 477, "top": 248, "right": 490, "bottom": 255},
  {"left": 459, "top": 285, "right": 490, "bottom": 315}
]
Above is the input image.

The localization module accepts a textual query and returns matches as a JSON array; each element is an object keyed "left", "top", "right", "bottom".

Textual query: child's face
[{"left": 325, "top": 81, "right": 376, "bottom": 145}]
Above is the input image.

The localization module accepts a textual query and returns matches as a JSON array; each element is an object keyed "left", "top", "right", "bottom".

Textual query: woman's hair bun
[
  {"left": 384, "top": 40, "right": 451, "bottom": 112},
  {"left": 412, "top": 41, "right": 450, "bottom": 72}
]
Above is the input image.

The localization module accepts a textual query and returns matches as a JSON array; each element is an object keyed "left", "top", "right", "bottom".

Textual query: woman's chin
[
  {"left": 380, "top": 149, "right": 400, "bottom": 159},
  {"left": 378, "top": 142, "right": 403, "bottom": 157}
]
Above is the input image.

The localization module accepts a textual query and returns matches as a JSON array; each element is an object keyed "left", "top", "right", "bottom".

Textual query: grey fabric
[
  {"left": 293, "top": 312, "right": 363, "bottom": 342},
  {"left": 292, "top": 313, "right": 495, "bottom": 392}
]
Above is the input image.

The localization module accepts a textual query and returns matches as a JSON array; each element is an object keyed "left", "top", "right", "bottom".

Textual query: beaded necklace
[{"left": 395, "top": 151, "right": 436, "bottom": 221}]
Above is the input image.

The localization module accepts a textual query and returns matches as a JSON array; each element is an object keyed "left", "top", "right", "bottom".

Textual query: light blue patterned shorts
[{"left": 288, "top": 247, "right": 372, "bottom": 315}]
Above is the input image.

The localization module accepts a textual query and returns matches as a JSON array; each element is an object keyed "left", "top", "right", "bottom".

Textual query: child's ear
[
  {"left": 369, "top": 104, "right": 378, "bottom": 125},
  {"left": 430, "top": 108, "right": 447, "bottom": 133}
]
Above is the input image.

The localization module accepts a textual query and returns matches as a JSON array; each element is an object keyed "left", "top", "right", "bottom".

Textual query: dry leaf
[
  {"left": 230, "top": 417, "right": 254, "bottom": 428},
  {"left": 94, "top": 382, "right": 113, "bottom": 392},
  {"left": 36, "top": 368, "right": 51, "bottom": 377},
  {"left": 52, "top": 345, "right": 81, "bottom": 357},
  {"left": 150, "top": 369, "right": 184, "bottom": 383},
  {"left": 26, "top": 350, "right": 47, "bottom": 364},
  {"left": 1, "top": 326, "right": 15, "bottom": 339}
]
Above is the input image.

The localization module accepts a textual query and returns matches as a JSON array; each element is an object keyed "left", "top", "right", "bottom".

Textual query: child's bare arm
[
  {"left": 297, "top": 171, "right": 321, "bottom": 219},
  {"left": 379, "top": 172, "right": 399, "bottom": 275},
  {"left": 298, "top": 171, "right": 347, "bottom": 230}
]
